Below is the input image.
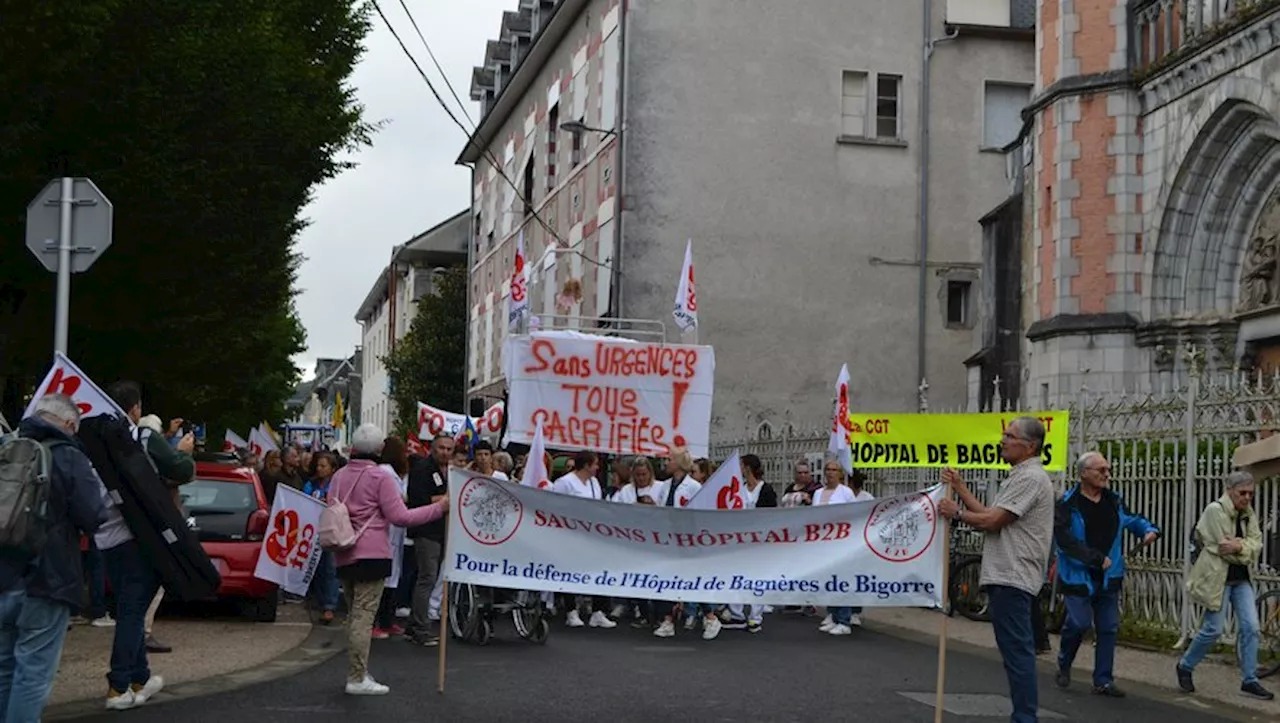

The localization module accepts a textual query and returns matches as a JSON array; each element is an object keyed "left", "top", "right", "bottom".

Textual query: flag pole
[
  {"left": 438, "top": 580, "right": 449, "bottom": 694},
  {"left": 934, "top": 483, "right": 953, "bottom": 723}
]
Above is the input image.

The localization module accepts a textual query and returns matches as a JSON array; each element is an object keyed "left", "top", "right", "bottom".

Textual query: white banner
[
  {"left": 24, "top": 352, "right": 130, "bottom": 421},
  {"left": 501, "top": 331, "right": 715, "bottom": 457},
  {"left": 416, "top": 401, "right": 504, "bottom": 440},
  {"left": 520, "top": 420, "right": 553, "bottom": 489},
  {"left": 445, "top": 469, "right": 944, "bottom": 607},
  {"left": 253, "top": 485, "right": 325, "bottom": 595}
]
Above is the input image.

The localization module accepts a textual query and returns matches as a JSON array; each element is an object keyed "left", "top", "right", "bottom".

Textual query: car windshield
[{"left": 181, "top": 479, "right": 256, "bottom": 513}]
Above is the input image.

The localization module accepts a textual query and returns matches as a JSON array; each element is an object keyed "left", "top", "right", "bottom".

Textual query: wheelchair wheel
[
  {"left": 449, "top": 583, "right": 481, "bottom": 642},
  {"left": 512, "top": 590, "right": 544, "bottom": 640},
  {"left": 528, "top": 617, "right": 550, "bottom": 645}
]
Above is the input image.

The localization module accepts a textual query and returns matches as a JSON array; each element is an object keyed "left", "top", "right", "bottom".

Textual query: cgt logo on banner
[
  {"left": 444, "top": 469, "right": 944, "bottom": 607},
  {"left": 23, "top": 352, "right": 129, "bottom": 421},
  {"left": 846, "top": 411, "right": 1071, "bottom": 472},
  {"left": 253, "top": 485, "right": 325, "bottom": 595},
  {"left": 502, "top": 331, "right": 715, "bottom": 457}
]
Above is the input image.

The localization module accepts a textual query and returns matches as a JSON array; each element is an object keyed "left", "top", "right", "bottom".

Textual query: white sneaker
[
  {"left": 345, "top": 676, "right": 390, "bottom": 696},
  {"left": 395, "top": 607, "right": 411, "bottom": 618},
  {"left": 91, "top": 615, "right": 116, "bottom": 628},
  {"left": 762, "top": 605, "right": 775, "bottom": 614},
  {"left": 131, "top": 675, "right": 165, "bottom": 704},
  {"left": 566, "top": 609, "right": 585, "bottom": 627},
  {"left": 683, "top": 616, "right": 697, "bottom": 631},
  {"left": 653, "top": 620, "right": 676, "bottom": 638},
  {"left": 818, "top": 614, "right": 835, "bottom": 632},
  {"left": 850, "top": 613, "right": 863, "bottom": 627},
  {"left": 702, "top": 617, "right": 722, "bottom": 640},
  {"left": 105, "top": 689, "right": 138, "bottom": 711},
  {"left": 828, "top": 623, "right": 853, "bottom": 636},
  {"left": 611, "top": 603, "right": 628, "bottom": 619},
  {"left": 588, "top": 610, "right": 617, "bottom": 628}
]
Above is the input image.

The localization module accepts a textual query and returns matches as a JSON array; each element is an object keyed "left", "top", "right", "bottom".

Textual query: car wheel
[{"left": 246, "top": 595, "right": 278, "bottom": 623}]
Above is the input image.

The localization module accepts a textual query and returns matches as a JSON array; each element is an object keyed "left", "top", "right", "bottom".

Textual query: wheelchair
[{"left": 448, "top": 583, "right": 550, "bottom": 646}]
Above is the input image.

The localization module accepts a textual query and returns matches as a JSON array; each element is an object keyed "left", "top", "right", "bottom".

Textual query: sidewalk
[
  {"left": 868, "top": 607, "right": 1277, "bottom": 718},
  {"left": 48, "top": 602, "right": 313, "bottom": 708}
]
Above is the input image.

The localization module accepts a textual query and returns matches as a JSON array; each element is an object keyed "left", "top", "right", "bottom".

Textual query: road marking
[
  {"left": 898, "top": 692, "right": 1067, "bottom": 719},
  {"left": 269, "top": 622, "right": 313, "bottom": 627},
  {"left": 631, "top": 645, "right": 698, "bottom": 653}
]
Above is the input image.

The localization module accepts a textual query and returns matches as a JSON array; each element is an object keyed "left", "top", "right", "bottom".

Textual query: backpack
[
  {"left": 318, "top": 469, "right": 374, "bottom": 551},
  {"left": 1189, "top": 500, "right": 1225, "bottom": 565},
  {"left": 0, "top": 432, "right": 60, "bottom": 557}
]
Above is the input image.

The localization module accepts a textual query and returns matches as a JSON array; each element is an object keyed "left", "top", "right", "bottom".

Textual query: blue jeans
[
  {"left": 313, "top": 552, "right": 340, "bottom": 612},
  {"left": 988, "top": 585, "right": 1038, "bottom": 723},
  {"left": 84, "top": 541, "right": 107, "bottom": 619},
  {"left": 1057, "top": 590, "right": 1120, "bottom": 687},
  {"left": 0, "top": 589, "right": 71, "bottom": 722},
  {"left": 831, "top": 606, "right": 853, "bottom": 625},
  {"left": 1180, "top": 581, "right": 1260, "bottom": 685},
  {"left": 103, "top": 541, "right": 159, "bottom": 693}
]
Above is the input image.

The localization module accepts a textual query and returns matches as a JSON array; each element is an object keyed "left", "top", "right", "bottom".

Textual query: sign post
[{"left": 25, "top": 177, "right": 114, "bottom": 354}]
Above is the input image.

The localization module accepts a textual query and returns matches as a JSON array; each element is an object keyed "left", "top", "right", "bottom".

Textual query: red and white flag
[
  {"left": 252, "top": 485, "right": 325, "bottom": 595},
  {"left": 508, "top": 231, "right": 529, "bottom": 331},
  {"left": 672, "top": 239, "right": 698, "bottom": 333},
  {"left": 685, "top": 450, "right": 745, "bottom": 510},
  {"left": 224, "top": 429, "right": 248, "bottom": 452},
  {"left": 23, "top": 352, "right": 130, "bottom": 422},
  {"left": 520, "top": 420, "right": 552, "bottom": 490},
  {"left": 827, "top": 364, "right": 853, "bottom": 474},
  {"left": 248, "top": 425, "right": 278, "bottom": 457}
]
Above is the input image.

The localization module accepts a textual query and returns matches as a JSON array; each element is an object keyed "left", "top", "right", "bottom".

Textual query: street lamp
[{"left": 560, "top": 120, "right": 617, "bottom": 138}]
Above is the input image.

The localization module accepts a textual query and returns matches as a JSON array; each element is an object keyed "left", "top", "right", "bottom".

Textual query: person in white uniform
[
  {"left": 723, "top": 454, "right": 779, "bottom": 633},
  {"left": 814, "top": 458, "right": 859, "bottom": 636},
  {"left": 551, "top": 451, "right": 617, "bottom": 629}
]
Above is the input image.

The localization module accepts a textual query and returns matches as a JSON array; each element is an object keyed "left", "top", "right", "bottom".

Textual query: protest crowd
[{"left": 0, "top": 359, "right": 1272, "bottom": 722}]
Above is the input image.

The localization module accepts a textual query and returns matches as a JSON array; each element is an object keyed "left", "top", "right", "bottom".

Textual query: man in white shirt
[
  {"left": 472, "top": 441, "right": 508, "bottom": 481},
  {"left": 550, "top": 451, "right": 617, "bottom": 629}
]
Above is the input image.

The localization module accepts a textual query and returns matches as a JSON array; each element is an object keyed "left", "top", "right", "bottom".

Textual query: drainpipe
[
  {"left": 464, "top": 164, "right": 476, "bottom": 413},
  {"left": 610, "top": 0, "right": 629, "bottom": 328},
  {"left": 916, "top": 0, "right": 958, "bottom": 398}
]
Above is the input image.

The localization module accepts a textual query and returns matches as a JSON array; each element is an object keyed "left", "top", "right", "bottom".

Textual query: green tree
[
  {"left": 0, "top": 0, "right": 372, "bottom": 433},
  {"left": 383, "top": 267, "right": 467, "bottom": 438}
]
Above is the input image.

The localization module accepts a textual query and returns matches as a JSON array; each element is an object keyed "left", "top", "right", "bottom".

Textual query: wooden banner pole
[
  {"left": 438, "top": 580, "right": 449, "bottom": 694},
  {"left": 934, "top": 485, "right": 953, "bottom": 723}
]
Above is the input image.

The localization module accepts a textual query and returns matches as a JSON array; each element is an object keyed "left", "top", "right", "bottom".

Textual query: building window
[
  {"left": 570, "top": 123, "right": 583, "bottom": 166},
  {"left": 983, "top": 82, "right": 1032, "bottom": 149},
  {"left": 946, "top": 279, "right": 972, "bottom": 328},
  {"left": 840, "top": 70, "right": 868, "bottom": 137},
  {"left": 522, "top": 158, "right": 535, "bottom": 218},
  {"left": 875, "top": 74, "right": 902, "bottom": 139},
  {"left": 473, "top": 212, "right": 483, "bottom": 259},
  {"left": 546, "top": 103, "right": 559, "bottom": 190}
]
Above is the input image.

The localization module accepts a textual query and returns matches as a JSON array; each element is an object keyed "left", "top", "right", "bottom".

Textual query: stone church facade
[{"left": 969, "top": 0, "right": 1280, "bottom": 410}]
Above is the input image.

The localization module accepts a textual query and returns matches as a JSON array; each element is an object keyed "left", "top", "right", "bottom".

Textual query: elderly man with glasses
[
  {"left": 939, "top": 417, "right": 1056, "bottom": 723},
  {"left": 1176, "top": 470, "right": 1274, "bottom": 701},
  {"left": 1052, "top": 451, "right": 1159, "bottom": 698}
]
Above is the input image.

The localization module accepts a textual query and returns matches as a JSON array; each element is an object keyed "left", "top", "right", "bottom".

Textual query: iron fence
[{"left": 711, "top": 348, "right": 1280, "bottom": 642}]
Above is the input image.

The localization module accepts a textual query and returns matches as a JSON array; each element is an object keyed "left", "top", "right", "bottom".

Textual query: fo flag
[
  {"left": 672, "top": 239, "right": 697, "bottom": 333},
  {"left": 24, "top": 353, "right": 130, "bottom": 422},
  {"left": 253, "top": 485, "right": 325, "bottom": 595},
  {"left": 508, "top": 231, "right": 529, "bottom": 331},
  {"left": 685, "top": 450, "right": 745, "bottom": 510},
  {"left": 224, "top": 429, "right": 248, "bottom": 452},
  {"left": 520, "top": 420, "right": 552, "bottom": 490},
  {"left": 827, "top": 364, "right": 853, "bottom": 474}
]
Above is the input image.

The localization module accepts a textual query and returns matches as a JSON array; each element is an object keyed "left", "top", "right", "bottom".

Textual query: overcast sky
[{"left": 293, "top": 1, "right": 512, "bottom": 379}]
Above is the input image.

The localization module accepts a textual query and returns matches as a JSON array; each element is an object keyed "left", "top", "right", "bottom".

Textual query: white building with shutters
[{"left": 462, "top": 0, "right": 1035, "bottom": 434}]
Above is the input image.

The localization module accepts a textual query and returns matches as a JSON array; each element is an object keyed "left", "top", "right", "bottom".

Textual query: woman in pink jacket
[{"left": 329, "top": 424, "right": 449, "bottom": 695}]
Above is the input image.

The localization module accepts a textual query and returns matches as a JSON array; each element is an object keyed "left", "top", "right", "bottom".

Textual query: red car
[{"left": 183, "top": 455, "right": 278, "bottom": 622}]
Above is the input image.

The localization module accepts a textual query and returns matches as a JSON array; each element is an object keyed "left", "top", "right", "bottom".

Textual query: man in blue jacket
[
  {"left": 0, "top": 394, "right": 107, "bottom": 721},
  {"left": 1053, "top": 451, "right": 1159, "bottom": 697}
]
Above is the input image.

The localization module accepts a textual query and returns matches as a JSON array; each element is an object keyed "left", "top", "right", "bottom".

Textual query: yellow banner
[{"left": 845, "top": 411, "right": 1070, "bottom": 471}]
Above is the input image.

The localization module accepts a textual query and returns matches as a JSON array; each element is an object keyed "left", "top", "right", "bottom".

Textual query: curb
[
  {"left": 43, "top": 623, "right": 345, "bottom": 721},
  {"left": 863, "top": 615, "right": 1272, "bottom": 723}
]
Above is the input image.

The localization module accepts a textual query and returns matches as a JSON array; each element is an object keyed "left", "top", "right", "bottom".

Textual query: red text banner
[{"left": 502, "top": 331, "right": 715, "bottom": 457}]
